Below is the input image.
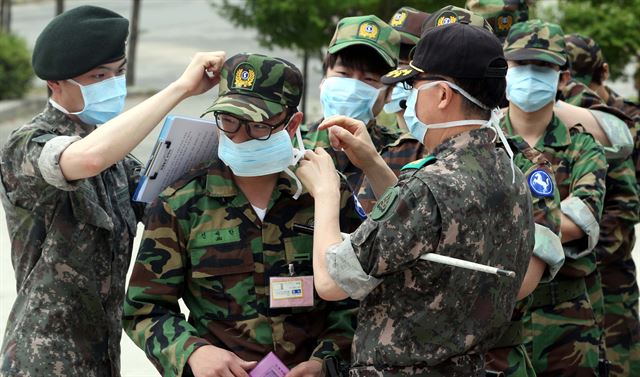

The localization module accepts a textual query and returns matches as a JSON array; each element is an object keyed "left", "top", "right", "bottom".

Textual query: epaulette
[{"left": 400, "top": 155, "right": 436, "bottom": 171}]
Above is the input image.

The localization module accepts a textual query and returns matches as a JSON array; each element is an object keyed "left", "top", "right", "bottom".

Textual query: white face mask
[{"left": 403, "top": 80, "right": 515, "bottom": 182}]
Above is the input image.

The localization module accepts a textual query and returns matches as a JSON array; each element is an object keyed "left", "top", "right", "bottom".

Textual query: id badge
[{"left": 269, "top": 276, "right": 314, "bottom": 308}]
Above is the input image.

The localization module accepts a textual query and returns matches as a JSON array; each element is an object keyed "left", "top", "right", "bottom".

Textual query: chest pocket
[
  {"left": 189, "top": 228, "right": 257, "bottom": 320},
  {"left": 283, "top": 235, "right": 317, "bottom": 313}
]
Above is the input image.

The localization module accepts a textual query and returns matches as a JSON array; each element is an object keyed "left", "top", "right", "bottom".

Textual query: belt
[
  {"left": 530, "top": 277, "right": 587, "bottom": 308},
  {"left": 492, "top": 319, "right": 524, "bottom": 348}
]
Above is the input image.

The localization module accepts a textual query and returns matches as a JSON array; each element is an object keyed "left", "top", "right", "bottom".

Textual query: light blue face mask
[
  {"left": 49, "top": 75, "right": 127, "bottom": 125},
  {"left": 320, "top": 76, "right": 383, "bottom": 124},
  {"left": 403, "top": 80, "right": 516, "bottom": 182},
  {"left": 506, "top": 65, "right": 560, "bottom": 113},
  {"left": 383, "top": 84, "right": 412, "bottom": 114},
  {"left": 218, "top": 127, "right": 306, "bottom": 199}
]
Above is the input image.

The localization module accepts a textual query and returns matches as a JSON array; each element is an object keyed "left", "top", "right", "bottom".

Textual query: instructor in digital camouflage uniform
[
  {"left": 297, "top": 21, "right": 535, "bottom": 376},
  {"left": 564, "top": 33, "right": 640, "bottom": 377},
  {"left": 123, "top": 53, "right": 361, "bottom": 377},
  {"left": 0, "top": 6, "right": 225, "bottom": 377},
  {"left": 501, "top": 20, "right": 609, "bottom": 376}
]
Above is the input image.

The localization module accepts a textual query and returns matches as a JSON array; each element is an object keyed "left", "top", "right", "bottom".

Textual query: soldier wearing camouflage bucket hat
[
  {"left": 563, "top": 33, "right": 640, "bottom": 377},
  {"left": 465, "top": 0, "right": 529, "bottom": 42},
  {"left": 0, "top": 5, "right": 226, "bottom": 376},
  {"left": 302, "top": 15, "right": 405, "bottom": 194},
  {"left": 123, "top": 53, "right": 363, "bottom": 377},
  {"left": 501, "top": 19, "right": 609, "bottom": 377}
]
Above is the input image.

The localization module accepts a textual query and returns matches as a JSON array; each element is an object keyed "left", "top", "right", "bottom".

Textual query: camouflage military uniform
[
  {"left": 326, "top": 128, "right": 535, "bottom": 376},
  {"left": 485, "top": 136, "right": 564, "bottom": 377},
  {"left": 502, "top": 112, "right": 608, "bottom": 376},
  {"left": 565, "top": 33, "right": 640, "bottom": 376},
  {"left": 465, "top": 0, "right": 530, "bottom": 42},
  {"left": 123, "top": 158, "right": 360, "bottom": 377},
  {"left": 0, "top": 103, "right": 144, "bottom": 376}
]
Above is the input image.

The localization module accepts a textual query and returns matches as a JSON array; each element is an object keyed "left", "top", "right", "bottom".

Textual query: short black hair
[
  {"left": 322, "top": 45, "right": 392, "bottom": 77},
  {"left": 451, "top": 76, "right": 506, "bottom": 119}
]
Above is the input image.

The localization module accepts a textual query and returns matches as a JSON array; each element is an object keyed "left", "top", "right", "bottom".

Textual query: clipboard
[{"left": 133, "top": 115, "right": 218, "bottom": 203}]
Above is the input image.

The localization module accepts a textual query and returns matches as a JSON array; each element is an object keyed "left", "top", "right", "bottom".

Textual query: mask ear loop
[
  {"left": 484, "top": 108, "right": 515, "bottom": 183},
  {"left": 284, "top": 126, "right": 306, "bottom": 200}
]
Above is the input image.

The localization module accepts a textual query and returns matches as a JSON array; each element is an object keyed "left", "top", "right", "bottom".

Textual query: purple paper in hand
[{"left": 249, "top": 352, "right": 289, "bottom": 377}]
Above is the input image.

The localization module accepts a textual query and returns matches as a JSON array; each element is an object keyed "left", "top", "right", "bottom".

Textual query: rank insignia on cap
[
  {"left": 436, "top": 12, "right": 457, "bottom": 27},
  {"left": 528, "top": 170, "right": 554, "bottom": 197},
  {"left": 497, "top": 14, "right": 513, "bottom": 31},
  {"left": 233, "top": 63, "right": 256, "bottom": 90},
  {"left": 358, "top": 22, "right": 380, "bottom": 40},
  {"left": 390, "top": 11, "right": 407, "bottom": 27},
  {"left": 385, "top": 68, "right": 413, "bottom": 78}
]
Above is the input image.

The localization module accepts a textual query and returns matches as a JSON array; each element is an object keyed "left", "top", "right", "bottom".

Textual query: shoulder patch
[
  {"left": 528, "top": 169, "right": 554, "bottom": 197},
  {"left": 401, "top": 156, "right": 436, "bottom": 171},
  {"left": 370, "top": 186, "right": 400, "bottom": 221}
]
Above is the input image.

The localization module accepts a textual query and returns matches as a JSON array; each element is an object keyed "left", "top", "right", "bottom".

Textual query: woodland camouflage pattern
[
  {"left": 347, "top": 128, "right": 534, "bottom": 376},
  {"left": 0, "top": 103, "right": 144, "bottom": 376},
  {"left": 565, "top": 33, "right": 606, "bottom": 85},
  {"left": 123, "top": 158, "right": 361, "bottom": 377},
  {"left": 422, "top": 5, "right": 493, "bottom": 33},
  {"left": 203, "top": 53, "right": 303, "bottom": 122},
  {"left": 503, "top": 20, "right": 567, "bottom": 66},
  {"left": 502, "top": 112, "right": 608, "bottom": 376},
  {"left": 465, "top": 0, "right": 529, "bottom": 41},
  {"left": 388, "top": 6, "right": 428, "bottom": 45}
]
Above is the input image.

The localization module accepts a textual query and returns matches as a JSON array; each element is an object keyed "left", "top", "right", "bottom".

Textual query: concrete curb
[{"left": 0, "top": 87, "right": 160, "bottom": 124}]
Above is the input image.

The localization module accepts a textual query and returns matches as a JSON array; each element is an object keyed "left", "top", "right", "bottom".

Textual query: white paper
[{"left": 133, "top": 115, "right": 218, "bottom": 203}]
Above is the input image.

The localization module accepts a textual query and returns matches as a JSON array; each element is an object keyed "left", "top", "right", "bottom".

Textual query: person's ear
[
  {"left": 47, "top": 80, "right": 61, "bottom": 94},
  {"left": 287, "top": 111, "right": 304, "bottom": 137},
  {"left": 602, "top": 63, "right": 610, "bottom": 82},
  {"left": 436, "top": 82, "right": 454, "bottom": 110}
]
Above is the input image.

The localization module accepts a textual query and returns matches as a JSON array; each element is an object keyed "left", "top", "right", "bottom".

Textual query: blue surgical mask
[
  {"left": 49, "top": 75, "right": 127, "bottom": 125},
  {"left": 320, "top": 77, "right": 382, "bottom": 124},
  {"left": 403, "top": 80, "right": 516, "bottom": 181},
  {"left": 218, "top": 128, "right": 306, "bottom": 199},
  {"left": 506, "top": 65, "right": 560, "bottom": 113},
  {"left": 383, "top": 84, "right": 411, "bottom": 114}
]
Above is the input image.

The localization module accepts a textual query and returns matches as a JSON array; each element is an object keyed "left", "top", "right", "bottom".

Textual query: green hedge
[{"left": 0, "top": 32, "right": 32, "bottom": 100}]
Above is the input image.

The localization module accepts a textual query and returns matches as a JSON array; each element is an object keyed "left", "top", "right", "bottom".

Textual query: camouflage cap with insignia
[
  {"left": 565, "top": 33, "right": 605, "bottom": 85},
  {"left": 328, "top": 15, "right": 401, "bottom": 68},
  {"left": 421, "top": 5, "right": 493, "bottom": 34},
  {"left": 203, "top": 53, "right": 303, "bottom": 122},
  {"left": 503, "top": 19, "right": 567, "bottom": 66},
  {"left": 389, "top": 7, "right": 429, "bottom": 46},
  {"left": 465, "top": 0, "right": 529, "bottom": 42}
]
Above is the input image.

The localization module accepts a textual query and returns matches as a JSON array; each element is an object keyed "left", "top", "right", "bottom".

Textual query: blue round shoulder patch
[{"left": 528, "top": 169, "right": 554, "bottom": 197}]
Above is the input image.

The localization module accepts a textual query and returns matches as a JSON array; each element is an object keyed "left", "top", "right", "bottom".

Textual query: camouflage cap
[
  {"left": 503, "top": 19, "right": 567, "bottom": 66},
  {"left": 328, "top": 15, "right": 400, "bottom": 68},
  {"left": 465, "top": 0, "right": 529, "bottom": 42},
  {"left": 421, "top": 5, "right": 493, "bottom": 34},
  {"left": 565, "top": 33, "right": 605, "bottom": 85},
  {"left": 203, "top": 53, "right": 303, "bottom": 122},
  {"left": 389, "top": 7, "right": 429, "bottom": 45}
]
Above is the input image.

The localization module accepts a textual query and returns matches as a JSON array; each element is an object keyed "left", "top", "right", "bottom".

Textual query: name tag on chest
[{"left": 269, "top": 276, "right": 314, "bottom": 308}]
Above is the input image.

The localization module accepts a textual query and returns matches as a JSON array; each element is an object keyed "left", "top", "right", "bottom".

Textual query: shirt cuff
[
  {"left": 326, "top": 234, "right": 382, "bottom": 301},
  {"left": 533, "top": 224, "right": 565, "bottom": 282},
  {"left": 593, "top": 109, "right": 633, "bottom": 160},
  {"left": 37, "top": 135, "right": 82, "bottom": 191},
  {"left": 561, "top": 196, "right": 600, "bottom": 259}
]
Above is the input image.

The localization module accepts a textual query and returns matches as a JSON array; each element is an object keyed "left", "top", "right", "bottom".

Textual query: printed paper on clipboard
[{"left": 133, "top": 115, "right": 218, "bottom": 203}]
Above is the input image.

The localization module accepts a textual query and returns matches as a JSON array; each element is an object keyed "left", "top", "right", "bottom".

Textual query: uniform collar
[
  {"left": 502, "top": 109, "right": 571, "bottom": 150},
  {"left": 42, "top": 101, "right": 96, "bottom": 138},
  {"left": 431, "top": 127, "right": 494, "bottom": 160}
]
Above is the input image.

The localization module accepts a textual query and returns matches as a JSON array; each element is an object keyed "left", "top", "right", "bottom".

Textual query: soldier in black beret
[{"left": 0, "top": 5, "right": 225, "bottom": 376}]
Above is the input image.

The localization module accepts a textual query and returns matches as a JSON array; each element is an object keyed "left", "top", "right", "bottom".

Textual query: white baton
[{"left": 419, "top": 253, "right": 516, "bottom": 278}]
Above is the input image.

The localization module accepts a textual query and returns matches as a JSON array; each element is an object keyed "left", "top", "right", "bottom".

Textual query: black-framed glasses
[
  {"left": 400, "top": 75, "right": 449, "bottom": 90},
  {"left": 214, "top": 111, "right": 292, "bottom": 141}
]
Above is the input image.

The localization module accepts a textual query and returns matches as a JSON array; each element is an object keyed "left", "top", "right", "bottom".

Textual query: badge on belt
[{"left": 269, "top": 263, "right": 314, "bottom": 308}]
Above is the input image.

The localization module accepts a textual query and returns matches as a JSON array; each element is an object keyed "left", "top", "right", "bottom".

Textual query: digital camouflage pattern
[
  {"left": 565, "top": 33, "right": 605, "bottom": 86},
  {"left": 346, "top": 128, "right": 534, "bottom": 376},
  {"left": 421, "top": 5, "right": 493, "bottom": 33},
  {"left": 502, "top": 112, "right": 608, "bottom": 376},
  {"left": 327, "top": 15, "right": 400, "bottom": 68},
  {"left": 123, "top": 157, "right": 361, "bottom": 377},
  {"left": 465, "top": 0, "right": 529, "bottom": 41},
  {"left": 503, "top": 20, "right": 567, "bottom": 66},
  {"left": 202, "top": 53, "right": 303, "bottom": 122},
  {"left": 301, "top": 119, "right": 402, "bottom": 194},
  {"left": 0, "top": 103, "right": 144, "bottom": 376}
]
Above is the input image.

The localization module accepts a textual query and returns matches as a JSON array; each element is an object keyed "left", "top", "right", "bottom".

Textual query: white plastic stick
[{"left": 419, "top": 253, "right": 516, "bottom": 278}]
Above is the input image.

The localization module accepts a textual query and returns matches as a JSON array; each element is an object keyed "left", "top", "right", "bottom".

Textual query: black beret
[{"left": 32, "top": 5, "right": 129, "bottom": 80}]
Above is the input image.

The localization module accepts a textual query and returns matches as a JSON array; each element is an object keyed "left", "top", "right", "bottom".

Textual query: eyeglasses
[
  {"left": 400, "top": 75, "right": 449, "bottom": 90},
  {"left": 214, "top": 111, "right": 292, "bottom": 141}
]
